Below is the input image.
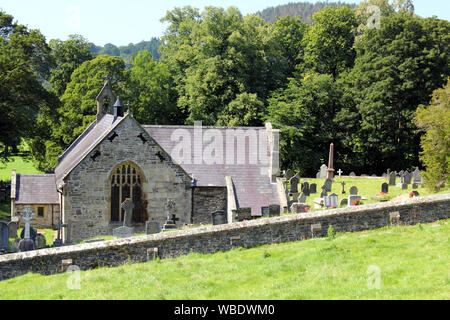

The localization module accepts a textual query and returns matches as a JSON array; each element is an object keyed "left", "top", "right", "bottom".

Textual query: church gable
[{"left": 63, "top": 115, "right": 193, "bottom": 241}]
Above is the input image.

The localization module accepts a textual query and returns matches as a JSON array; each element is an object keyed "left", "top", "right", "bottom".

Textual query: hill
[
  {"left": 256, "top": 1, "right": 357, "bottom": 23},
  {"left": 0, "top": 219, "right": 448, "bottom": 299}
]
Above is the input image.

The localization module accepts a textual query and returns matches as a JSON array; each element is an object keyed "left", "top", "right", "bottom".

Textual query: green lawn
[
  {"left": 295, "top": 177, "right": 450, "bottom": 208},
  {"left": 0, "top": 220, "right": 448, "bottom": 300},
  {"left": 0, "top": 156, "right": 42, "bottom": 181}
]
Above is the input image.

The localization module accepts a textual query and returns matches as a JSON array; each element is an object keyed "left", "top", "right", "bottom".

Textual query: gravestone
[
  {"left": 301, "top": 182, "right": 310, "bottom": 196},
  {"left": 18, "top": 208, "right": 35, "bottom": 252},
  {"left": 261, "top": 206, "right": 270, "bottom": 217},
  {"left": 52, "top": 219, "right": 68, "bottom": 247},
  {"left": 237, "top": 208, "right": 252, "bottom": 221},
  {"left": 319, "top": 165, "right": 328, "bottom": 179},
  {"left": 7, "top": 221, "right": 17, "bottom": 239},
  {"left": 412, "top": 183, "right": 418, "bottom": 189},
  {"left": 290, "top": 203, "right": 310, "bottom": 213},
  {"left": 348, "top": 195, "right": 362, "bottom": 207},
  {"left": 412, "top": 168, "right": 422, "bottom": 184},
  {"left": 323, "top": 196, "right": 332, "bottom": 208},
  {"left": 289, "top": 175, "right": 300, "bottom": 194},
  {"left": 389, "top": 172, "right": 396, "bottom": 186},
  {"left": 298, "top": 192, "right": 307, "bottom": 204},
  {"left": 381, "top": 183, "right": 389, "bottom": 194},
  {"left": 341, "top": 181, "right": 346, "bottom": 194},
  {"left": 349, "top": 186, "right": 358, "bottom": 195},
  {"left": 316, "top": 171, "right": 321, "bottom": 179},
  {"left": 337, "top": 169, "right": 343, "bottom": 178},
  {"left": 113, "top": 198, "right": 135, "bottom": 238},
  {"left": 401, "top": 183, "right": 408, "bottom": 190},
  {"left": 349, "top": 172, "right": 356, "bottom": 177},
  {"left": 320, "top": 185, "right": 328, "bottom": 198},
  {"left": 324, "top": 178, "right": 332, "bottom": 192},
  {"left": 404, "top": 171, "right": 412, "bottom": 184},
  {"left": 269, "top": 205, "right": 281, "bottom": 217},
  {"left": 212, "top": 210, "right": 227, "bottom": 226},
  {"left": 0, "top": 222, "right": 9, "bottom": 252},
  {"left": 309, "top": 184, "right": 317, "bottom": 194},
  {"left": 340, "top": 199, "right": 348, "bottom": 207},
  {"left": 329, "top": 194, "right": 338, "bottom": 208},
  {"left": 398, "top": 170, "right": 404, "bottom": 177},
  {"left": 36, "top": 234, "right": 46, "bottom": 249},
  {"left": 146, "top": 221, "right": 161, "bottom": 235}
]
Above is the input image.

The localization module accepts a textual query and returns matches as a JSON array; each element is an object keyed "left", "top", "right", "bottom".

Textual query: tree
[
  {"left": 160, "top": 6, "right": 286, "bottom": 125},
  {"left": 49, "top": 35, "right": 94, "bottom": 97},
  {"left": 57, "top": 55, "right": 128, "bottom": 145},
  {"left": 0, "top": 10, "right": 56, "bottom": 160},
  {"left": 303, "top": 6, "right": 358, "bottom": 79},
  {"left": 266, "top": 73, "right": 340, "bottom": 175},
  {"left": 127, "top": 51, "right": 179, "bottom": 124},
  {"left": 415, "top": 79, "right": 450, "bottom": 191},
  {"left": 346, "top": 12, "right": 450, "bottom": 173}
]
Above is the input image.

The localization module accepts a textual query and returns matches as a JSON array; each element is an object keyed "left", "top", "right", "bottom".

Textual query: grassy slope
[
  {"left": 0, "top": 220, "right": 448, "bottom": 300},
  {"left": 0, "top": 156, "right": 42, "bottom": 182}
]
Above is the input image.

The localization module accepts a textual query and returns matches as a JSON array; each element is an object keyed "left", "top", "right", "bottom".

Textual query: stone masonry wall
[
  {"left": 14, "top": 204, "right": 60, "bottom": 229},
  {"left": 192, "top": 187, "right": 227, "bottom": 225},
  {"left": 63, "top": 117, "right": 192, "bottom": 242},
  {"left": 0, "top": 194, "right": 448, "bottom": 281}
]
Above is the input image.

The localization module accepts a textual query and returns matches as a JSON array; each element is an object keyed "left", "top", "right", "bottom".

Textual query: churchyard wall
[
  {"left": 0, "top": 194, "right": 448, "bottom": 281},
  {"left": 63, "top": 117, "right": 193, "bottom": 242}
]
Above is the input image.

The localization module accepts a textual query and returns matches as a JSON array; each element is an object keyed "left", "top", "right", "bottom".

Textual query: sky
[{"left": 0, "top": 0, "right": 448, "bottom": 46}]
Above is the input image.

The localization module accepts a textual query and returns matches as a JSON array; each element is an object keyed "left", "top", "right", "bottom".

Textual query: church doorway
[{"left": 110, "top": 162, "right": 147, "bottom": 224}]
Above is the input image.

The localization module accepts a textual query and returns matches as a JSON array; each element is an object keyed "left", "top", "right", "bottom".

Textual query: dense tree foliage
[
  {"left": 415, "top": 79, "right": 450, "bottom": 190},
  {"left": 0, "top": 10, "right": 57, "bottom": 159}
]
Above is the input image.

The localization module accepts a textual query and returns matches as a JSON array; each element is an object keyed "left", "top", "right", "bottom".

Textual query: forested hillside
[{"left": 256, "top": 1, "right": 356, "bottom": 23}]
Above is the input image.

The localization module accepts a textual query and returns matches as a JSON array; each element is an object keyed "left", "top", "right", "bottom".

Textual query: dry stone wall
[{"left": 0, "top": 194, "right": 448, "bottom": 281}]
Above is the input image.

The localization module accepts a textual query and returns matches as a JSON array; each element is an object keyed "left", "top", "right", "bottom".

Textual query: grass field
[
  {"left": 0, "top": 219, "right": 448, "bottom": 300},
  {"left": 0, "top": 156, "right": 42, "bottom": 182}
]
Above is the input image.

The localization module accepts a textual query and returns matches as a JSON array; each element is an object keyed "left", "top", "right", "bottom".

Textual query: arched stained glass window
[{"left": 110, "top": 162, "right": 146, "bottom": 223}]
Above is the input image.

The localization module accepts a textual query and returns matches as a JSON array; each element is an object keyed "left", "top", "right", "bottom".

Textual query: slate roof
[
  {"left": 144, "top": 125, "right": 280, "bottom": 216},
  {"left": 15, "top": 174, "right": 59, "bottom": 204},
  {"left": 54, "top": 114, "right": 124, "bottom": 187}
]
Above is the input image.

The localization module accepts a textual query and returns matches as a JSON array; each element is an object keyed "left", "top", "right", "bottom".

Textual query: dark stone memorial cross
[
  {"left": 341, "top": 181, "right": 346, "bottom": 194},
  {"left": 52, "top": 219, "right": 68, "bottom": 247},
  {"left": 122, "top": 199, "right": 135, "bottom": 228}
]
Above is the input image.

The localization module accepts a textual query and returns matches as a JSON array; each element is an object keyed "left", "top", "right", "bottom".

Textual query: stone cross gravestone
[
  {"left": 349, "top": 186, "right": 358, "bottom": 195},
  {"left": 309, "top": 184, "right": 317, "bottom": 194},
  {"left": 341, "top": 181, "right": 346, "bottom": 194},
  {"left": 324, "top": 178, "right": 332, "bottom": 192},
  {"left": 284, "top": 169, "right": 294, "bottom": 180},
  {"left": 162, "top": 199, "right": 179, "bottom": 231},
  {"left": 337, "top": 169, "right": 343, "bottom": 178},
  {"left": 113, "top": 198, "right": 135, "bottom": 238},
  {"left": 18, "top": 208, "right": 35, "bottom": 252},
  {"left": 212, "top": 210, "right": 227, "bottom": 225},
  {"left": 52, "top": 219, "right": 68, "bottom": 247},
  {"left": 0, "top": 222, "right": 9, "bottom": 252},
  {"left": 146, "top": 221, "right": 161, "bottom": 235},
  {"left": 389, "top": 172, "right": 396, "bottom": 186},
  {"left": 381, "top": 183, "right": 389, "bottom": 193}
]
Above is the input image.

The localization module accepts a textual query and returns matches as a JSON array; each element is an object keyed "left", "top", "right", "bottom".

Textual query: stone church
[{"left": 11, "top": 82, "right": 285, "bottom": 242}]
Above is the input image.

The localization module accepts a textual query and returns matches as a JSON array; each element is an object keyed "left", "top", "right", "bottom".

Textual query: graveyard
[{"left": 0, "top": 219, "right": 448, "bottom": 300}]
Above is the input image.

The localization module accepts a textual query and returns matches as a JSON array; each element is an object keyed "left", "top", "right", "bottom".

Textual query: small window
[{"left": 38, "top": 207, "right": 44, "bottom": 217}]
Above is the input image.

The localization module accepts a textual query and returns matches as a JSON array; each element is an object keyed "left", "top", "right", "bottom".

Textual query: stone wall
[
  {"left": 192, "top": 187, "right": 227, "bottom": 225},
  {"left": 14, "top": 204, "right": 60, "bottom": 229},
  {"left": 0, "top": 194, "right": 448, "bottom": 281},
  {"left": 63, "top": 117, "right": 193, "bottom": 242}
]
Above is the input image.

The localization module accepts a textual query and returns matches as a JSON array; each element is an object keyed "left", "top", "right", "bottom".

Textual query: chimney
[
  {"left": 113, "top": 97, "right": 124, "bottom": 121},
  {"left": 265, "top": 122, "right": 281, "bottom": 182}
]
